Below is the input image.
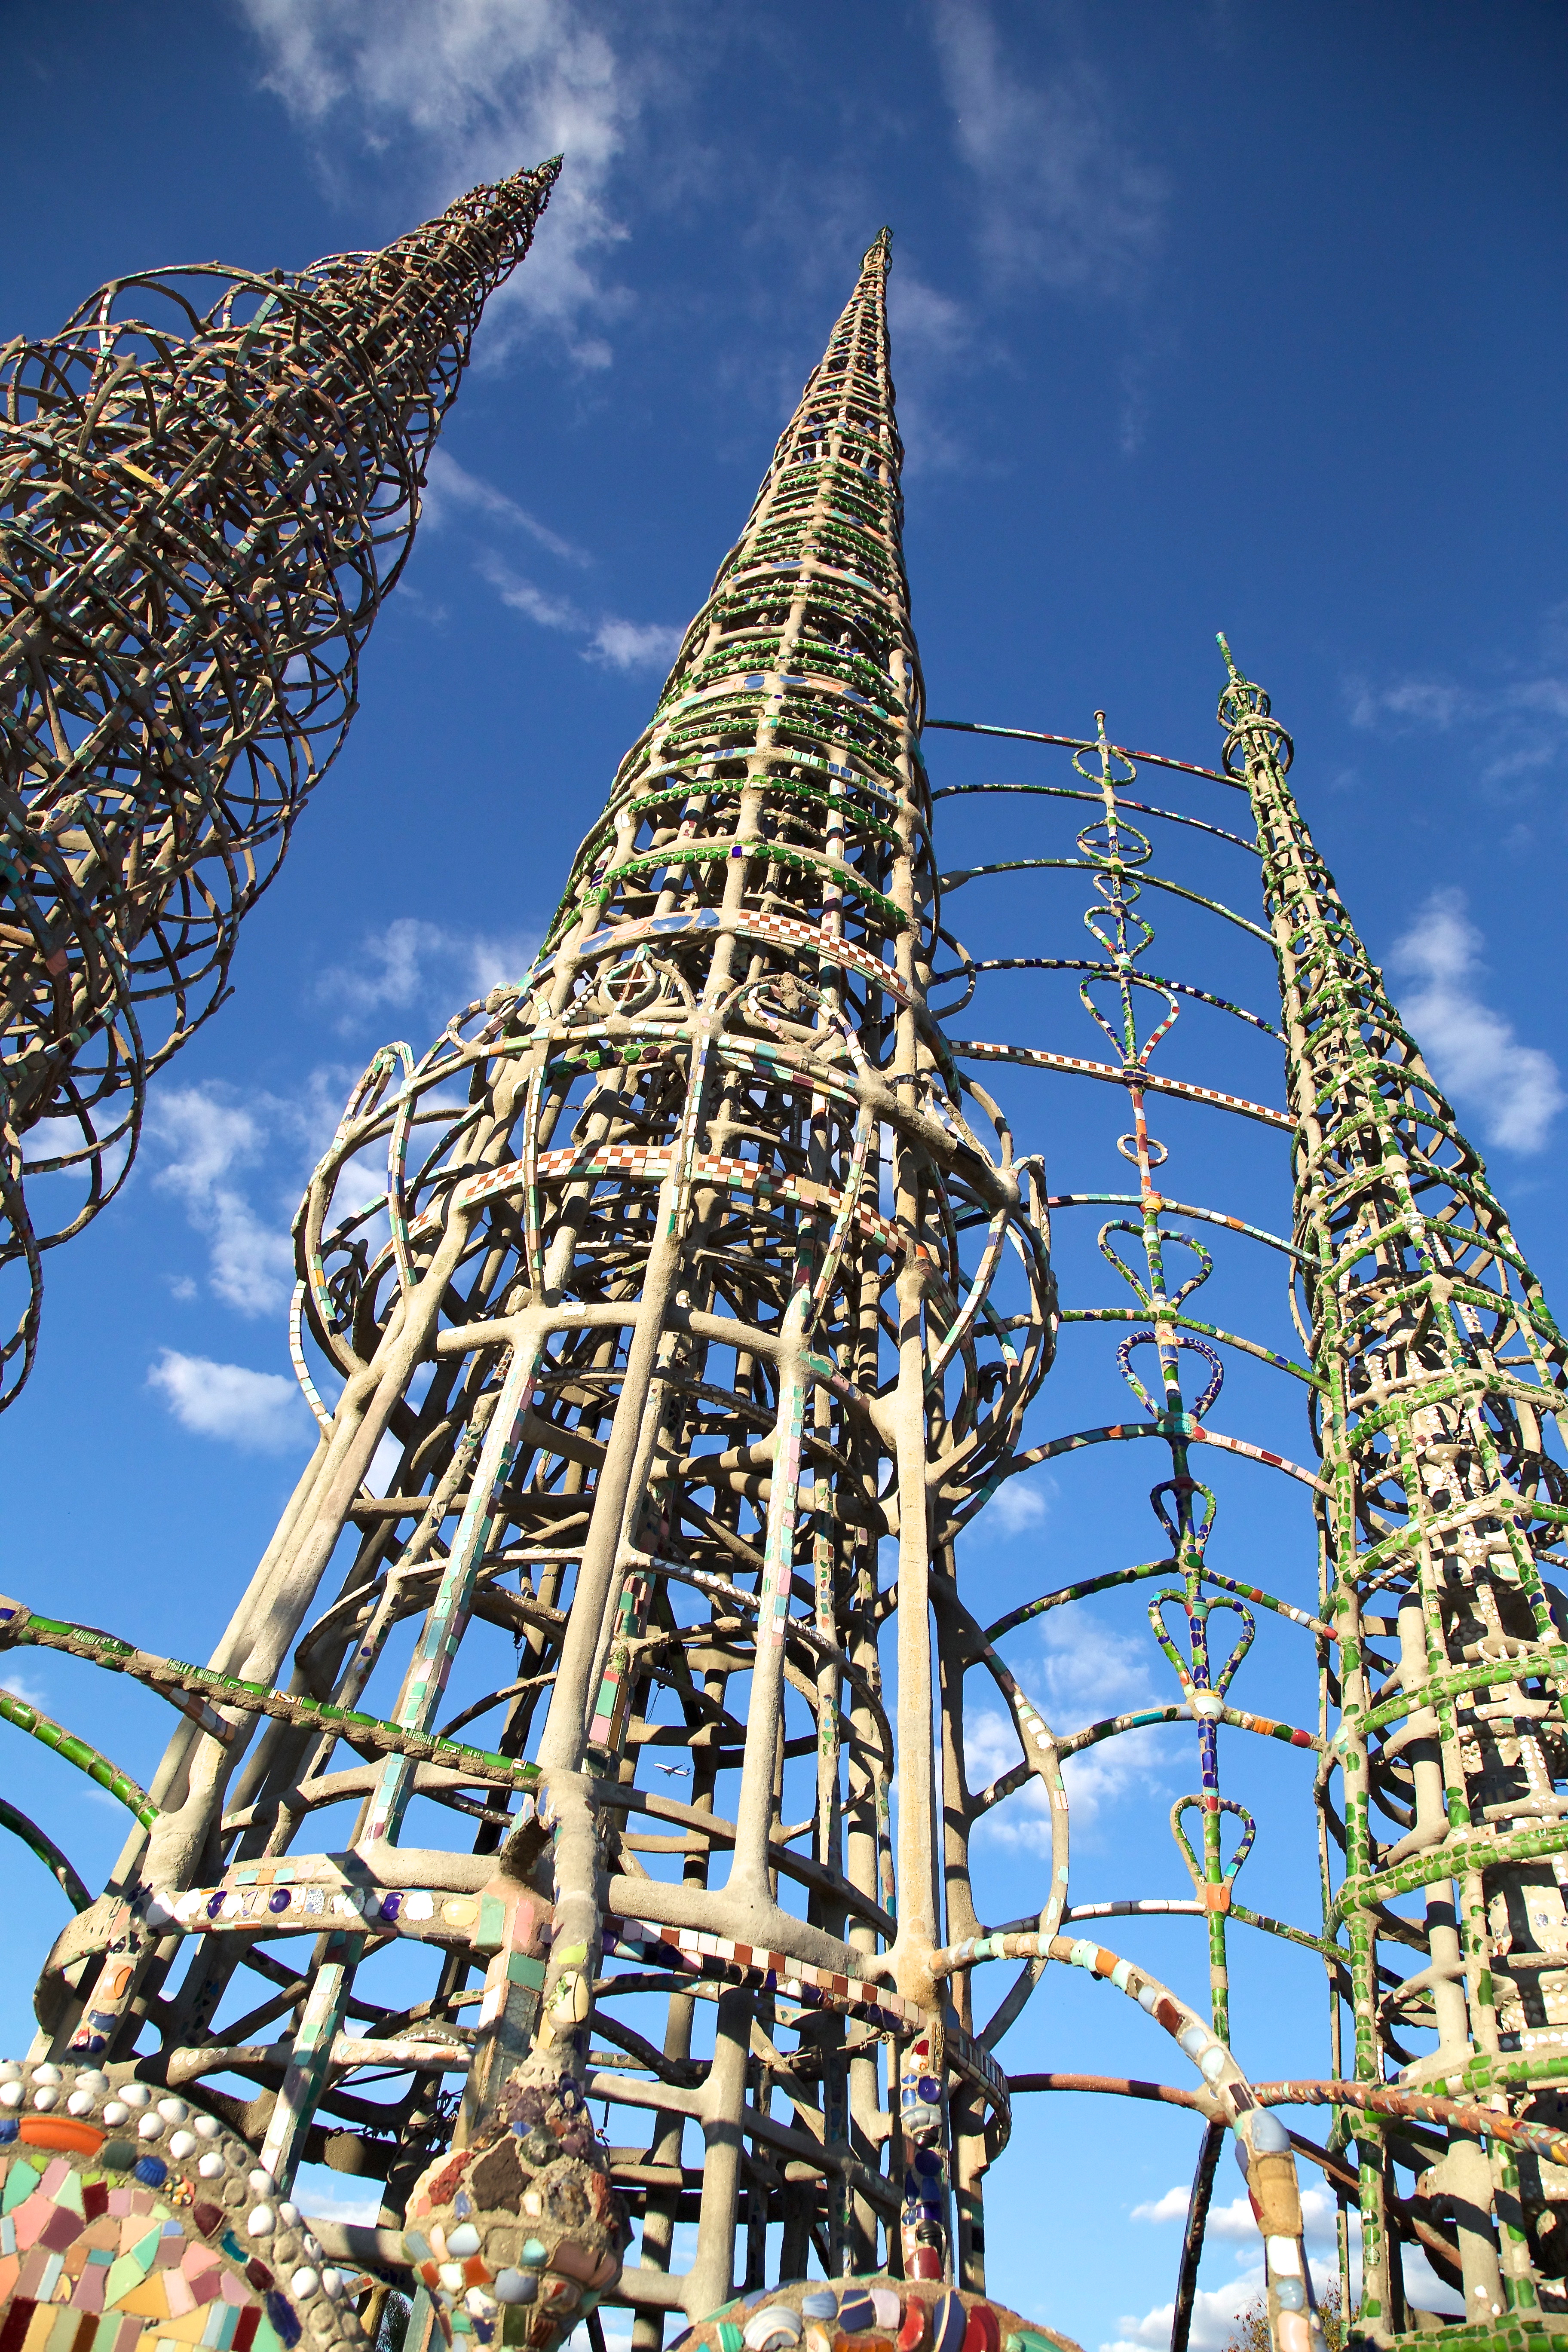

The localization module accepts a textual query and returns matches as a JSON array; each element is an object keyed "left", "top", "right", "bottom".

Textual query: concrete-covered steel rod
[{"left": 24, "top": 232, "right": 1057, "bottom": 2352}]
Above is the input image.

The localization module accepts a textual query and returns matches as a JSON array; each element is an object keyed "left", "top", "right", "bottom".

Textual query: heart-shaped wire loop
[
  {"left": 1170, "top": 1794, "right": 1257, "bottom": 1906},
  {"left": 1115, "top": 1329, "right": 1224, "bottom": 1421},
  {"left": 1149, "top": 1473, "right": 1218, "bottom": 1556}
]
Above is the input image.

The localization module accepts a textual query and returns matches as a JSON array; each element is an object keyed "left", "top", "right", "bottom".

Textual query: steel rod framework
[
  {"left": 920, "top": 650, "right": 1568, "bottom": 2351},
  {"left": 0, "top": 157, "right": 559, "bottom": 1405},
  {"left": 2, "top": 214, "right": 1557, "bottom": 2352},
  {"left": 1225, "top": 645, "right": 1568, "bottom": 2341},
  {"left": 924, "top": 710, "right": 1338, "bottom": 2352},
  {"left": 0, "top": 234, "right": 1112, "bottom": 2352}
]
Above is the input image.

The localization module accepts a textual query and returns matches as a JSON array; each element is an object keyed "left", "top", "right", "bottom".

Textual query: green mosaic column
[{"left": 1220, "top": 639, "right": 1568, "bottom": 2338}]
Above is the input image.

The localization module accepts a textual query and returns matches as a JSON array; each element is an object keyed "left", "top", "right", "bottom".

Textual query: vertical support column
[{"left": 259, "top": 1931, "right": 363, "bottom": 2192}]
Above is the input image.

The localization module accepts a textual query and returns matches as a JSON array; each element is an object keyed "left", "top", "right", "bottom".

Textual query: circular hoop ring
[{"left": 1117, "top": 1133, "right": 1168, "bottom": 1168}]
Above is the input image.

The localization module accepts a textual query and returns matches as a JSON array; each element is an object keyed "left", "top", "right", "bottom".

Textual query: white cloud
[
  {"left": 588, "top": 617, "right": 683, "bottom": 672},
  {"left": 315, "top": 916, "right": 542, "bottom": 1030},
  {"left": 563, "top": 2328, "right": 631, "bottom": 2352},
  {"left": 884, "top": 269, "right": 979, "bottom": 474},
  {"left": 1348, "top": 677, "right": 1467, "bottom": 733},
  {"left": 1109, "top": 2180, "right": 1463, "bottom": 2346},
  {"left": 317, "top": 916, "right": 449, "bottom": 1023},
  {"left": 1346, "top": 625, "right": 1568, "bottom": 791},
  {"left": 478, "top": 549, "right": 582, "bottom": 633},
  {"left": 930, "top": 0, "right": 1167, "bottom": 298},
  {"left": 148, "top": 1350, "right": 308, "bottom": 1454},
  {"left": 970, "top": 1603, "right": 1178, "bottom": 1849},
  {"left": 423, "top": 449, "right": 586, "bottom": 564},
  {"left": 239, "top": 0, "right": 637, "bottom": 368},
  {"left": 1, "top": 1669, "right": 49, "bottom": 1710},
  {"left": 1038, "top": 1608, "right": 1154, "bottom": 1725},
  {"left": 987, "top": 1473, "right": 1052, "bottom": 1535},
  {"left": 292, "top": 2170, "right": 385, "bottom": 2230},
  {"left": 1131, "top": 2187, "right": 1273, "bottom": 2245},
  {"left": 1104, "top": 2269, "right": 1265, "bottom": 2352},
  {"left": 477, "top": 550, "right": 678, "bottom": 671},
  {"left": 1391, "top": 890, "right": 1564, "bottom": 1152},
  {"left": 147, "top": 1088, "right": 296, "bottom": 1316},
  {"left": 467, "top": 934, "right": 539, "bottom": 998},
  {"left": 888, "top": 270, "right": 971, "bottom": 362},
  {"left": 1130, "top": 2185, "right": 1190, "bottom": 2226}
]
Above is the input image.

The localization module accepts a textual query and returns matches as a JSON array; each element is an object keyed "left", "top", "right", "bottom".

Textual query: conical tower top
[
  {"left": 0, "top": 156, "right": 560, "bottom": 1407},
  {"left": 536, "top": 226, "right": 926, "bottom": 971}
]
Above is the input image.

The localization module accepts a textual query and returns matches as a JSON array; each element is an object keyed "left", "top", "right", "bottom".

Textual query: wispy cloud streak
[
  {"left": 239, "top": 0, "right": 639, "bottom": 366},
  {"left": 929, "top": 0, "right": 1167, "bottom": 297},
  {"left": 423, "top": 449, "right": 588, "bottom": 563},
  {"left": 476, "top": 548, "right": 680, "bottom": 671},
  {"left": 1391, "top": 890, "right": 1563, "bottom": 1153}
]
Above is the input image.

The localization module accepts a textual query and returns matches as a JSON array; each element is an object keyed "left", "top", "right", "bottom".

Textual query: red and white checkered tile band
[
  {"left": 456, "top": 1146, "right": 904, "bottom": 1258},
  {"left": 564, "top": 910, "right": 913, "bottom": 1008},
  {"left": 952, "top": 1040, "right": 1292, "bottom": 1132},
  {"left": 600, "top": 1912, "right": 1009, "bottom": 2114}
]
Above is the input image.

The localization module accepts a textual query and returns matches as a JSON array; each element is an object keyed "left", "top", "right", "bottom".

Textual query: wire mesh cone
[{"left": 0, "top": 157, "right": 560, "bottom": 1407}]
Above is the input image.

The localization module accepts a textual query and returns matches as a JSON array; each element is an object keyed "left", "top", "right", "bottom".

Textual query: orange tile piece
[
  {"left": 148, "top": 2307, "right": 220, "bottom": 2343},
  {"left": 113, "top": 2271, "right": 175, "bottom": 2318},
  {"left": 18, "top": 2118, "right": 104, "bottom": 2159}
]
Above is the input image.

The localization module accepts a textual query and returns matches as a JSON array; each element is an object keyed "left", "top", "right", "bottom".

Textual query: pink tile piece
[
  {"left": 71, "top": 2264, "right": 107, "bottom": 2315},
  {"left": 11, "top": 2190, "right": 55, "bottom": 2251},
  {"left": 16, "top": 2242, "right": 54, "bottom": 2296}
]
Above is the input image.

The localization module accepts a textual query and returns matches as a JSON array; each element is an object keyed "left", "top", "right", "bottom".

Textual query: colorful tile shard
[
  {"left": 0, "top": 157, "right": 560, "bottom": 1407},
  {"left": 0, "top": 2060, "right": 366, "bottom": 2351}
]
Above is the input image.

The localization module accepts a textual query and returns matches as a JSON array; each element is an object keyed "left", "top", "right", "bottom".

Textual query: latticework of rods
[
  {"left": 0, "top": 156, "right": 559, "bottom": 1406},
  {"left": 925, "top": 710, "right": 1337, "bottom": 2352},
  {"left": 1225, "top": 648, "right": 1568, "bottom": 2336},
  {"left": 7, "top": 214, "right": 1564, "bottom": 2352},
  {"left": 924, "top": 654, "right": 1568, "bottom": 2346},
  {"left": 22, "top": 235, "right": 1069, "bottom": 2337}
]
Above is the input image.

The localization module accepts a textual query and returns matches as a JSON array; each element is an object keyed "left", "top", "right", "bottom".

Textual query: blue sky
[{"left": 1, "top": 5, "right": 1565, "bottom": 2349}]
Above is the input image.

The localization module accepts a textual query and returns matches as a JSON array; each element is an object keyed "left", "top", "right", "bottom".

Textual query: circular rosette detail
[{"left": 403, "top": 2073, "right": 625, "bottom": 2347}]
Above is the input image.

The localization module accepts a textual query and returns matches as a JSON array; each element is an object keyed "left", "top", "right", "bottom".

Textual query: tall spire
[
  {"left": 4, "top": 236, "right": 1053, "bottom": 2349},
  {"left": 0, "top": 158, "right": 560, "bottom": 1405},
  {"left": 1219, "top": 638, "right": 1568, "bottom": 2324}
]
